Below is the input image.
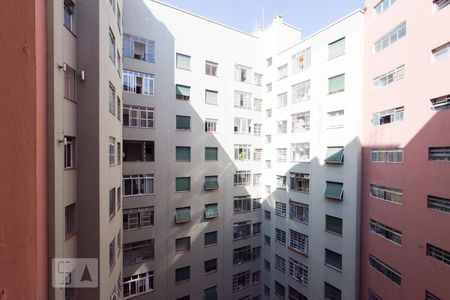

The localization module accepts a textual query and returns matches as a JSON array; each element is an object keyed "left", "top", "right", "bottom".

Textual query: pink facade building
[{"left": 361, "top": 0, "right": 450, "bottom": 299}]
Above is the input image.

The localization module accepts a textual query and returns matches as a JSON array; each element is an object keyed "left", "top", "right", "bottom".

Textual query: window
[
  {"left": 234, "top": 91, "right": 252, "bottom": 109},
  {"left": 123, "top": 34, "right": 155, "bottom": 62},
  {"left": 325, "top": 146, "right": 344, "bottom": 164},
  {"left": 234, "top": 171, "right": 251, "bottom": 186},
  {"left": 265, "top": 185, "right": 271, "bottom": 194},
  {"left": 429, "top": 147, "right": 450, "bottom": 161},
  {"left": 277, "top": 176, "right": 287, "bottom": 190},
  {"left": 264, "top": 259, "right": 270, "bottom": 270},
  {"left": 266, "top": 57, "right": 273, "bottom": 66},
  {"left": 175, "top": 177, "right": 190, "bottom": 192},
  {"left": 368, "top": 290, "right": 383, "bottom": 300},
  {"left": 426, "top": 291, "right": 441, "bottom": 300},
  {"left": 373, "top": 65, "right": 405, "bottom": 87},
  {"left": 123, "top": 174, "right": 155, "bottom": 196},
  {"left": 234, "top": 144, "right": 251, "bottom": 160},
  {"left": 371, "top": 148, "right": 403, "bottom": 163},
  {"left": 175, "top": 237, "right": 190, "bottom": 252},
  {"left": 372, "top": 107, "right": 404, "bottom": 125},
  {"left": 291, "top": 80, "right": 311, "bottom": 103},
  {"left": 233, "top": 245, "right": 252, "bottom": 265},
  {"left": 233, "top": 221, "right": 251, "bottom": 240},
  {"left": 252, "top": 271, "right": 261, "bottom": 284},
  {"left": 324, "top": 181, "right": 344, "bottom": 200},
  {"left": 204, "top": 286, "right": 218, "bottom": 300},
  {"left": 176, "top": 115, "right": 191, "bottom": 130},
  {"left": 117, "top": 97, "right": 121, "bottom": 120},
  {"left": 254, "top": 73, "right": 263, "bottom": 86},
  {"left": 264, "top": 235, "right": 271, "bottom": 246},
  {"left": 276, "top": 120, "right": 287, "bottom": 134},
  {"left": 123, "top": 105, "right": 154, "bottom": 128},
  {"left": 175, "top": 84, "right": 190, "bottom": 100},
  {"left": 109, "top": 137, "right": 116, "bottom": 165},
  {"left": 264, "top": 210, "right": 271, "bottom": 220},
  {"left": 123, "top": 206, "right": 154, "bottom": 230},
  {"left": 63, "top": 0, "right": 74, "bottom": 31},
  {"left": 370, "top": 184, "right": 403, "bottom": 204},
  {"left": 369, "top": 219, "right": 402, "bottom": 245},
  {"left": 65, "top": 203, "right": 77, "bottom": 237},
  {"left": 232, "top": 270, "right": 250, "bottom": 291},
  {"left": 123, "top": 271, "right": 154, "bottom": 299},
  {"left": 288, "top": 286, "right": 307, "bottom": 300},
  {"left": 204, "top": 231, "right": 217, "bottom": 246},
  {"left": 204, "top": 176, "right": 219, "bottom": 191},
  {"left": 275, "top": 281, "right": 286, "bottom": 299},
  {"left": 277, "top": 148, "right": 287, "bottom": 162},
  {"left": 325, "top": 282, "right": 342, "bottom": 300},
  {"left": 434, "top": 0, "right": 450, "bottom": 9},
  {"left": 205, "top": 61, "right": 218, "bottom": 76},
  {"left": 431, "top": 94, "right": 450, "bottom": 111},
  {"left": 275, "top": 228, "right": 286, "bottom": 244},
  {"left": 265, "top": 160, "right": 271, "bottom": 168},
  {"left": 109, "top": 29, "right": 116, "bottom": 63},
  {"left": 234, "top": 195, "right": 251, "bottom": 213},
  {"left": 266, "top": 109, "right": 272, "bottom": 118},
  {"left": 275, "top": 255, "right": 286, "bottom": 272},
  {"left": 204, "top": 258, "right": 217, "bottom": 273},
  {"left": 264, "top": 285, "right": 271, "bottom": 296},
  {"left": 252, "top": 246, "right": 261, "bottom": 260},
  {"left": 254, "top": 98, "right": 262, "bottom": 111},
  {"left": 328, "top": 74, "right": 345, "bottom": 94},
  {"left": 266, "top": 83, "right": 272, "bottom": 92},
  {"left": 234, "top": 118, "right": 252, "bottom": 134},
  {"left": 374, "top": 22, "right": 406, "bottom": 53},
  {"left": 123, "top": 70, "right": 154, "bottom": 95},
  {"left": 289, "top": 229, "right": 308, "bottom": 255},
  {"left": 109, "top": 0, "right": 115, "bottom": 12},
  {"left": 278, "top": 64, "right": 288, "bottom": 80},
  {"left": 292, "top": 48, "right": 311, "bottom": 73},
  {"left": 329, "top": 37, "right": 345, "bottom": 59},
  {"left": 427, "top": 243, "right": 450, "bottom": 266},
  {"left": 289, "top": 257, "right": 308, "bottom": 285},
  {"left": 64, "top": 137, "right": 75, "bottom": 169},
  {"left": 326, "top": 215, "right": 343, "bottom": 235},
  {"left": 123, "top": 239, "right": 154, "bottom": 265},
  {"left": 175, "top": 207, "right": 191, "bottom": 224},
  {"left": 290, "top": 173, "right": 310, "bottom": 193},
  {"left": 432, "top": 42, "right": 450, "bottom": 61},
  {"left": 109, "top": 188, "right": 116, "bottom": 218},
  {"left": 176, "top": 146, "right": 191, "bottom": 161},
  {"left": 369, "top": 255, "right": 402, "bottom": 285},
  {"left": 253, "top": 124, "right": 262, "bottom": 136},
  {"left": 374, "top": 0, "right": 396, "bottom": 16},
  {"left": 235, "top": 65, "right": 252, "bottom": 83},
  {"left": 117, "top": 51, "right": 121, "bottom": 75},
  {"left": 175, "top": 266, "right": 190, "bottom": 283},
  {"left": 123, "top": 141, "right": 154, "bottom": 162},
  {"left": 428, "top": 195, "right": 450, "bottom": 213},
  {"left": 291, "top": 112, "right": 310, "bottom": 132},
  {"left": 290, "top": 201, "right": 309, "bottom": 224},
  {"left": 64, "top": 65, "right": 76, "bottom": 101},
  {"left": 205, "top": 203, "right": 219, "bottom": 218},
  {"left": 109, "top": 83, "right": 116, "bottom": 114},
  {"left": 109, "top": 238, "right": 116, "bottom": 269},
  {"left": 325, "top": 249, "right": 342, "bottom": 270},
  {"left": 205, "top": 90, "right": 218, "bottom": 105},
  {"left": 291, "top": 143, "right": 310, "bottom": 162},
  {"left": 327, "top": 110, "right": 345, "bottom": 129},
  {"left": 252, "top": 198, "right": 261, "bottom": 210},
  {"left": 277, "top": 92, "right": 288, "bottom": 107},
  {"left": 116, "top": 6, "right": 121, "bottom": 33},
  {"left": 253, "top": 149, "right": 262, "bottom": 161},
  {"left": 176, "top": 53, "right": 191, "bottom": 70},
  {"left": 252, "top": 222, "right": 261, "bottom": 235},
  {"left": 205, "top": 147, "right": 218, "bottom": 161}
]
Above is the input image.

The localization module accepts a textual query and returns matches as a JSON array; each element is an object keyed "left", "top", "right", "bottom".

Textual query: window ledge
[
  {"left": 324, "top": 263, "right": 342, "bottom": 273},
  {"left": 288, "top": 246, "right": 308, "bottom": 257},
  {"left": 325, "top": 230, "right": 342, "bottom": 237}
]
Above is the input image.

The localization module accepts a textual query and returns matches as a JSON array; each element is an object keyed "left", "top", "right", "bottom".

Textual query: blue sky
[{"left": 161, "top": 0, "right": 365, "bottom": 36}]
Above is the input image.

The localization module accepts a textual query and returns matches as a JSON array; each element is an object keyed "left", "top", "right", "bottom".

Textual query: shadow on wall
[{"left": 359, "top": 107, "right": 450, "bottom": 300}]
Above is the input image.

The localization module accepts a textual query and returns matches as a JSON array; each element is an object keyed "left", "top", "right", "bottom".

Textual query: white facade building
[{"left": 122, "top": 1, "right": 363, "bottom": 299}]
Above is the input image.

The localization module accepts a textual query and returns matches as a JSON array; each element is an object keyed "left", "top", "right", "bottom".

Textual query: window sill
[
  {"left": 63, "top": 25, "right": 77, "bottom": 37},
  {"left": 175, "top": 190, "right": 191, "bottom": 193},
  {"left": 175, "top": 279, "right": 190, "bottom": 285},
  {"left": 328, "top": 89, "right": 345, "bottom": 95},
  {"left": 175, "top": 249, "right": 191, "bottom": 255},
  {"left": 325, "top": 230, "right": 342, "bottom": 237},
  {"left": 204, "top": 243, "right": 217, "bottom": 248},
  {"left": 64, "top": 167, "right": 77, "bottom": 171},
  {"left": 63, "top": 96, "right": 77, "bottom": 103},
  {"left": 324, "top": 263, "right": 342, "bottom": 273},
  {"left": 176, "top": 129, "right": 191, "bottom": 132},
  {"left": 204, "top": 270, "right": 217, "bottom": 275},
  {"left": 290, "top": 190, "right": 309, "bottom": 194},
  {"left": 288, "top": 246, "right": 308, "bottom": 257},
  {"left": 123, "top": 193, "right": 155, "bottom": 198},
  {"left": 65, "top": 233, "right": 77, "bottom": 241}
]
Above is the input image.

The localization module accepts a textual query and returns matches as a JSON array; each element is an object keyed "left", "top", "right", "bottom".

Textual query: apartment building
[
  {"left": 47, "top": 0, "right": 124, "bottom": 299},
  {"left": 259, "top": 11, "right": 364, "bottom": 300},
  {"left": 360, "top": 1, "right": 450, "bottom": 299}
]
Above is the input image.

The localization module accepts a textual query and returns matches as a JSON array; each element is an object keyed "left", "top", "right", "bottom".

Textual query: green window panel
[
  {"left": 324, "top": 181, "right": 344, "bottom": 200},
  {"left": 176, "top": 115, "right": 191, "bottom": 130},
  {"left": 205, "top": 90, "right": 218, "bottom": 105},
  {"left": 328, "top": 74, "right": 345, "bottom": 94},
  {"left": 328, "top": 37, "right": 345, "bottom": 60},
  {"left": 175, "top": 207, "right": 191, "bottom": 224},
  {"left": 175, "top": 266, "right": 190, "bottom": 282},
  {"left": 176, "top": 53, "right": 191, "bottom": 70},
  {"left": 176, "top": 146, "right": 191, "bottom": 161},
  {"left": 176, "top": 84, "right": 190, "bottom": 100},
  {"left": 325, "top": 146, "right": 344, "bottom": 164},
  {"left": 176, "top": 177, "right": 191, "bottom": 191},
  {"left": 205, "top": 147, "right": 218, "bottom": 161},
  {"left": 204, "top": 231, "right": 217, "bottom": 246},
  {"left": 205, "top": 204, "right": 218, "bottom": 219},
  {"left": 204, "top": 176, "right": 219, "bottom": 190}
]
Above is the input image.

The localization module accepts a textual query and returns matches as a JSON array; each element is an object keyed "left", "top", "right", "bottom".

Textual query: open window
[
  {"left": 324, "top": 181, "right": 344, "bottom": 200},
  {"left": 325, "top": 146, "right": 344, "bottom": 164}
]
